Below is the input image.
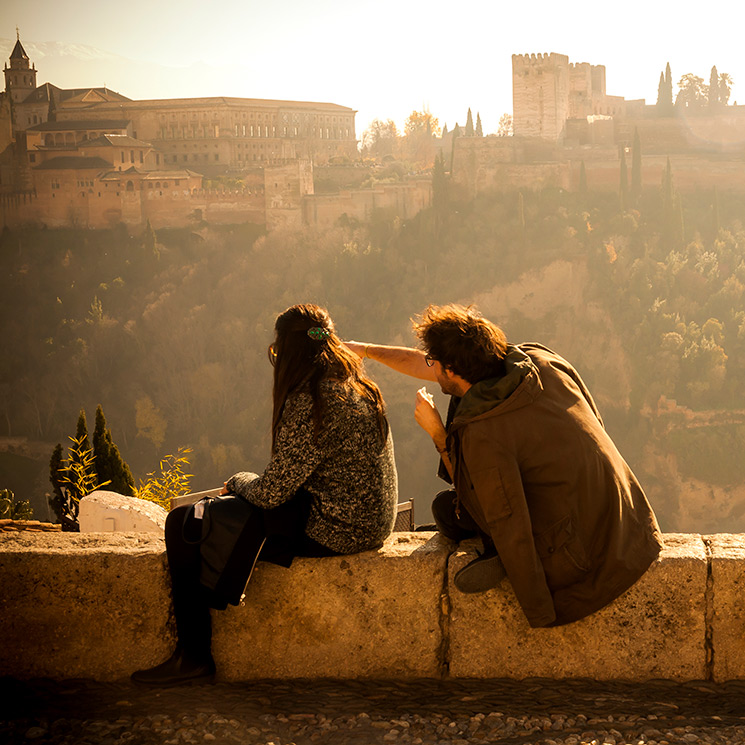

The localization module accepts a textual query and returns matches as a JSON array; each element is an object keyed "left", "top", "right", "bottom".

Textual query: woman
[{"left": 132, "top": 304, "right": 398, "bottom": 686}]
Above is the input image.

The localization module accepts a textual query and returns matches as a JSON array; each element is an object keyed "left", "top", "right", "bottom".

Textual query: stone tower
[
  {"left": 512, "top": 53, "right": 570, "bottom": 140},
  {"left": 3, "top": 32, "right": 37, "bottom": 105}
]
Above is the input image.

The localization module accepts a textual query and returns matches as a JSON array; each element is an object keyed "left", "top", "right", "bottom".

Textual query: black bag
[{"left": 185, "top": 493, "right": 266, "bottom": 608}]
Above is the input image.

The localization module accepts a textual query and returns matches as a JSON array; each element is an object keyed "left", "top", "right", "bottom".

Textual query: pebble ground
[{"left": 2, "top": 676, "right": 745, "bottom": 745}]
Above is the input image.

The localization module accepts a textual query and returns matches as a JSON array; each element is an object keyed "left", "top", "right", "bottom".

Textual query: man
[{"left": 346, "top": 304, "right": 662, "bottom": 628}]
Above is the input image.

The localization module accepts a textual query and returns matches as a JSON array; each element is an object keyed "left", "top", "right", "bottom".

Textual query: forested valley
[{"left": 3, "top": 173, "right": 745, "bottom": 531}]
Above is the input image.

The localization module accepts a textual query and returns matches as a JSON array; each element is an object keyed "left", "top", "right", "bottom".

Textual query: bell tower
[{"left": 4, "top": 29, "right": 37, "bottom": 105}]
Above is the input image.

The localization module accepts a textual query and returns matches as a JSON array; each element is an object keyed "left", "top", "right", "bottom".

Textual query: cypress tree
[
  {"left": 449, "top": 123, "right": 459, "bottom": 173},
  {"left": 93, "top": 405, "right": 136, "bottom": 496},
  {"left": 656, "top": 72, "right": 665, "bottom": 105},
  {"left": 579, "top": 160, "right": 588, "bottom": 195},
  {"left": 475, "top": 113, "right": 483, "bottom": 137},
  {"left": 631, "top": 128, "right": 642, "bottom": 200},
  {"left": 432, "top": 153, "right": 448, "bottom": 238},
  {"left": 709, "top": 66, "right": 720, "bottom": 108},
  {"left": 665, "top": 63, "right": 674, "bottom": 115},
  {"left": 465, "top": 108, "right": 474, "bottom": 136},
  {"left": 441, "top": 123, "right": 448, "bottom": 138},
  {"left": 619, "top": 150, "right": 629, "bottom": 212},
  {"left": 75, "top": 409, "right": 91, "bottom": 454},
  {"left": 48, "top": 443, "right": 64, "bottom": 522}
]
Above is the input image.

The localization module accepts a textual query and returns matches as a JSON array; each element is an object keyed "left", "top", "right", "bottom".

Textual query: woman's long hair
[{"left": 270, "top": 304, "right": 388, "bottom": 451}]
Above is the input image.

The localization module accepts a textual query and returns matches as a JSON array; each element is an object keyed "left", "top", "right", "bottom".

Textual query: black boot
[
  {"left": 131, "top": 647, "right": 215, "bottom": 687},
  {"left": 454, "top": 550, "right": 506, "bottom": 593}
]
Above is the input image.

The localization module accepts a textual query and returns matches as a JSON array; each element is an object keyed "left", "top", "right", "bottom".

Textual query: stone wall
[
  {"left": 2, "top": 531, "right": 743, "bottom": 682},
  {"left": 303, "top": 180, "right": 432, "bottom": 229}
]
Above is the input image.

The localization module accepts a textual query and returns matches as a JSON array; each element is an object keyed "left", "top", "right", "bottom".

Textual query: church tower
[{"left": 4, "top": 30, "right": 37, "bottom": 105}]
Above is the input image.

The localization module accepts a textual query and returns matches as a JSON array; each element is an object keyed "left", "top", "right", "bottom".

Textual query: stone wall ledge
[{"left": 0, "top": 532, "right": 741, "bottom": 682}]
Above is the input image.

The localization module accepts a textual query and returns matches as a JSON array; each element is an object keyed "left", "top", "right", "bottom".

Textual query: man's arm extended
[{"left": 345, "top": 341, "right": 437, "bottom": 382}]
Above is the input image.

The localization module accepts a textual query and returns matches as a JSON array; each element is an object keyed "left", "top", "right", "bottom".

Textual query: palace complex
[{"left": 0, "top": 34, "right": 381, "bottom": 231}]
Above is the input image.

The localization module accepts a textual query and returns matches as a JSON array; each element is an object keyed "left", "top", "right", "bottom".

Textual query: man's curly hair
[{"left": 412, "top": 304, "right": 508, "bottom": 384}]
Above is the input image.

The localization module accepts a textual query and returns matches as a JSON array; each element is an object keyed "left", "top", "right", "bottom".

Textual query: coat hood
[{"left": 451, "top": 344, "right": 541, "bottom": 425}]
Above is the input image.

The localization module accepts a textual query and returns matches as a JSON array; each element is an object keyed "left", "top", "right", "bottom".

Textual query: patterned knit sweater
[{"left": 226, "top": 379, "right": 398, "bottom": 554}]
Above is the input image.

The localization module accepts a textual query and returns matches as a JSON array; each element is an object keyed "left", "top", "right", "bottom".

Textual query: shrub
[{"left": 136, "top": 447, "right": 194, "bottom": 510}]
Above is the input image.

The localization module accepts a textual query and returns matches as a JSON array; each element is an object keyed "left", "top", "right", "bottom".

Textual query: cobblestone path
[{"left": 2, "top": 676, "right": 745, "bottom": 745}]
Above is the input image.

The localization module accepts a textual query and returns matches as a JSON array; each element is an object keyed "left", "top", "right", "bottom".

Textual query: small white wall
[{"left": 79, "top": 490, "right": 167, "bottom": 534}]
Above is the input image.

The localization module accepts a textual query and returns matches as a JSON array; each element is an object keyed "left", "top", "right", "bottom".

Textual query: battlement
[{"left": 512, "top": 52, "right": 569, "bottom": 70}]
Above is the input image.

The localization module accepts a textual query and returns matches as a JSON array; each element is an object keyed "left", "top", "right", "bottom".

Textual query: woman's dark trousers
[{"left": 165, "top": 491, "right": 338, "bottom": 662}]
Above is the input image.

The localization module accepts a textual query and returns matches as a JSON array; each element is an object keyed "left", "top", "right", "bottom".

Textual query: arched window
[{"left": 126, "top": 181, "right": 134, "bottom": 191}]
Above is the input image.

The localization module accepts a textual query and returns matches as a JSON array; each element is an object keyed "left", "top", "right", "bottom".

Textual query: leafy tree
[
  {"left": 497, "top": 113, "right": 513, "bottom": 137},
  {"left": 93, "top": 404, "right": 136, "bottom": 496},
  {"left": 676, "top": 74, "right": 707, "bottom": 109},
  {"left": 403, "top": 109, "right": 439, "bottom": 165},
  {"left": 404, "top": 109, "right": 440, "bottom": 137},
  {"left": 465, "top": 108, "right": 474, "bottom": 136},
  {"left": 361, "top": 118, "right": 399, "bottom": 158},
  {"left": 475, "top": 113, "right": 483, "bottom": 137}
]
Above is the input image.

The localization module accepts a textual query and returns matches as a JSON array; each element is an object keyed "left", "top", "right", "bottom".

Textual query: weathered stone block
[
  {"left": 0, "top": 532, "right": 173, "bottom": 681},
  {"left": 213, "top": 532, "right": 450, "bottom": 680},
  {"left": 708, "top": 533, "right": 745, "bottom": 681},
  {"left": 448, "top": 533, "right": 707, "bottom": 680}
]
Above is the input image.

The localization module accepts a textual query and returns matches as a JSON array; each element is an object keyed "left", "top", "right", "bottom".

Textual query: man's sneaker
[{"left": 454, "top": 552, "right": 506, "bottom": 593}]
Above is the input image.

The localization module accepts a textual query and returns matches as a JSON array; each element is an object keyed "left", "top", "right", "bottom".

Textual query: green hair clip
[{"left": 307, "top": 327, "right": 331, "bottom": 340}]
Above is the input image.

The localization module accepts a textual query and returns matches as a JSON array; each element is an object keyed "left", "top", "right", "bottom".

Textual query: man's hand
[{"left": 415, "top": 387, "right": 446, "bottom": 443}]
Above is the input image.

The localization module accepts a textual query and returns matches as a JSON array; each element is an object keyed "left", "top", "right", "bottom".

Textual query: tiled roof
[
  {"left": 80, "top": 134, "right": 151, "bottom": 148},
  {"left": 34, "top": 156, "right": 111, "bottom": 170},
  {"left": 57, "top": 96, "right": 355, "bottom": 113},
  {"left": 9, "top": 39, "right": 28, "bottom": 61},
  {"left": 26, "top": 119, "right": 130, "bottom": 132},
  {"left": 22, "top": 83, "right": 130, "bottom": 105}
]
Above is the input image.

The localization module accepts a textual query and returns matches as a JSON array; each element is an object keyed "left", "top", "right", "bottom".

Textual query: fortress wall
[
  {"left": 303, "top": 181, "right": 432, "bottom": 229},
  {"left": 572, "top": 154, "right": 745, "bottom": 192},
  {"left": 2, "top": 530, "right": 738, "bottom": 682}
]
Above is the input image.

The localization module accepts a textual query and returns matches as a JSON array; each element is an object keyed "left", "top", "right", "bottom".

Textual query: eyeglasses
[
  {"left": 425, "top": 354, "right": 436, "bottom": 367},
  {"left": 268, "top": 344, "right": 277, "bottom": 366}
]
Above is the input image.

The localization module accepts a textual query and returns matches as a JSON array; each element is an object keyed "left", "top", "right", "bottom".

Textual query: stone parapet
[
  {"left": 0, "top": 532, "right": 741, "bottom": 682},
  {"left": 449, "top": 534, "right": 707, "bottom": 680}
]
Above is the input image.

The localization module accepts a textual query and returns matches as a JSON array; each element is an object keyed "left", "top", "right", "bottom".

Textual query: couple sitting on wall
[{"left": 132, "top": 302, "right": 663, "bottom": 686}]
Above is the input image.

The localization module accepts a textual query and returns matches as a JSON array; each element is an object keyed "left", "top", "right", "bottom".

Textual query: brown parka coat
[{"left": 446, "top": 343, "right": 663, "bottom": 627}]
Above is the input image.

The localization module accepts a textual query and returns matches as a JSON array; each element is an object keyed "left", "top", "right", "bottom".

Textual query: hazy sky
[{"left": 2, "top": 0, "right": 742, "bottom": 137}]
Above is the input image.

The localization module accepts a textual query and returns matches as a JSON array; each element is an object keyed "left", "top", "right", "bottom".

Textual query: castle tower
[
  {"left": 3, "top": 31, "right": 37, "bottom": 105},
  {"left": 512, "top": 53, "right": 569, "bottom": 141}
]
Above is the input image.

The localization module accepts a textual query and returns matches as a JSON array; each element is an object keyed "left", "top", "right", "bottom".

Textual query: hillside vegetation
[{"left": 2, "top": 177, "right": 745, "bottom": 530}]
